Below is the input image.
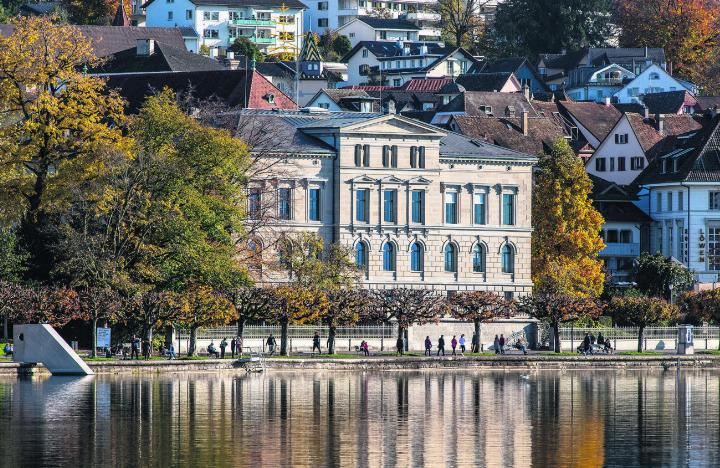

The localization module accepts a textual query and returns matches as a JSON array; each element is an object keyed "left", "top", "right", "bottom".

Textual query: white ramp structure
[{"left": 13, "top": 324, "right": 94, "bottom": 376}]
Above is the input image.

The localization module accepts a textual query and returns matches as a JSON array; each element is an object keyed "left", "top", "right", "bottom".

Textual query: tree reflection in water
[{"left": 0, "top": 370, "right": 718, "bottom": 466}]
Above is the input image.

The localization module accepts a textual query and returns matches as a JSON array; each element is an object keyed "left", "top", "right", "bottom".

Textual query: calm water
[{"left": 0, "top": 369, "right": 719, "bottom": 467}]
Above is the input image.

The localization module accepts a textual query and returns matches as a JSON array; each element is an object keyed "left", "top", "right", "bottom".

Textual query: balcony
[
  {"left": 231, "top": 18, "right": 275, "bottom": 26},
  {"left": 250, "top": 37, "right": 276, "bottom": 44},
  {"left": 405, "top": 12, "right": 441, "bottom": 21},
  {"left": 600, "top": 242, "right": 640, "bottom": 257}
]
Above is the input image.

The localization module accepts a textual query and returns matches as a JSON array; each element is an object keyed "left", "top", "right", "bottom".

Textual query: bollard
[
  {"left": 381, "top": 337, "right": 384, "bottom": 351},
  {"left": 348, "top": 339, "right": 351, "bottom": 352},
  {"left": 290, "top": 338, "right": 293, "bottom": 354},
  {"left": 644, "top": 338, "right": 647, "bottom": 351}
]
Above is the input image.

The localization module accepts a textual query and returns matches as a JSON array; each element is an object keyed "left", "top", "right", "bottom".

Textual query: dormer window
[
  {"left": 266, "top": 93, "right": 275, "bottom": 104},
  {"left": 650, "top": 72, "right": 660, "bottom": 80}
]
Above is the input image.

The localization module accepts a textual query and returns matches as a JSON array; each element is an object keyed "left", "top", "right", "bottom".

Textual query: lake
[{"left": 0, "top": 369, "right": 718, "bottom": 467}]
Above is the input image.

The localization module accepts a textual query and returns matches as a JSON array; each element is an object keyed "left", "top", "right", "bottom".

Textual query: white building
[
  {"left": 636, "top": 114, "right": 720, "bottom": 284},
  {"left": 336, "top": 16, "right": 421, "bottom": 47},
  {"left": 566, "top": 63, "right": 635, "bottom": 103},
  {"left": 304, "top": 0, "right": 440, "bottom": 40},
  {"left": 614, "top": 64, "right": 694, "bottom": 104},
  {"left": 143, "top": 0, "right": 305, "bottom": 56}
]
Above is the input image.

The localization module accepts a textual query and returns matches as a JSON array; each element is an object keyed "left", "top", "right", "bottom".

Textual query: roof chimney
[
  {"left": 643, "top": 105, "right": 650, "bottom": 119},
  {"left": 656, "top": 113, "right": 665, "bottom": 134},
  {"left": 604, "top": 96, "right": 611, "bottom": 107},
  {"left": 136, "top": 39, "right": 155, "bottom": 56},
  {"left": 522, "top": 84, "right": 530, "bottom": 101},
  {"left": 521, "top": 110, "right": 529, "bottom": 136}
]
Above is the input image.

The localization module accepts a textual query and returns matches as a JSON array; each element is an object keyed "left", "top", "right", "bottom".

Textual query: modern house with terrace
[
  {"left": 142, "top": 0, "right": 305, "bottom": 56},
  {"left": 217, "top": 109, "right": 536, "bottom": 297},
  {"left": 336, "top": 16, "right": 424, "bottom": 47}
]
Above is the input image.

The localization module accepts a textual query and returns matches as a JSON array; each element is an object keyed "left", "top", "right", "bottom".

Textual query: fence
[{"left": 557, "top": 326, "right": 720, "bottom": 352}]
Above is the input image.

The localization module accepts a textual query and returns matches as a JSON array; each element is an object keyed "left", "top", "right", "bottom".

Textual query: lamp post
[{"left": 669, "top": 283, "right": 674, "bottom": 305}]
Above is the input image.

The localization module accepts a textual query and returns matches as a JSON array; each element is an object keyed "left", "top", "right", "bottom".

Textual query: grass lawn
[
  {"left": 696, "top": 350, "right": 720, "bottom": 355},
  {"left": 619, "top": 351, "right": 663, "bottom": 356},
  {"left": 178, "top": 356, "right": 210, "bottom": 361}
]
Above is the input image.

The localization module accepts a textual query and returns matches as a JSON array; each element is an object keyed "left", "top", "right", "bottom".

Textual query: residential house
[
  {"left": 613, "top": 64, "right": 695, "bottom": 104},
  {"left": 220, "top": 109, "right": 536, "bottom": 297},
  {"left": 455, "top": 72, "right": 522, "bottom": 93},
  {"left": 634, "top": 113, "right": 720, "bottom": 284},
  {"left": 640, "top": 90, "right": 699, "bottom": 115},
  {"left": 305, "top": 89, "right": 379, "bottom": 112},
  {"left": 105, "top": 69, "right": 296, "bottom": 113},
  {"left": 335, "top": 16, "right": 422, "bottom": 47},
  {"left": 142, "top": 0, "right": 305, "bottom": 56},
  {"left": 565, "top": 63, "right": 636, "bottom": 102},
  {"left": 468, "top": 57, "right": 549, "bottom": 94},
  {"left": 591, "top": 175, "right": 652, "bottom": 285},
  {"left": 697, "top": 96, "right": 720, "bottom": 113},
  {"left": 304, "top": 0, "right": 441, "bottom": 41},
  {"left": 431, "top": 91, "right": 537, "bottom": 126},
  {"left": 585, "top": 112, "right": 703, "bottom": 186},
  {"left": 552, "top": 100, "right": 621, "bottom": 150},
  {"left": 342, "top": 41, "right": 477, "bottom": 87}
]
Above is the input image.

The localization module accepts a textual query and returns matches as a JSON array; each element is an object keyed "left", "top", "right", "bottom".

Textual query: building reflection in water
[{"left": 0, "top": 369, "right": 718, "bottom": 466}]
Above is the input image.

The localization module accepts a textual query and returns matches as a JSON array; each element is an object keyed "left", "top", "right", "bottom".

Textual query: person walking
[
  {"left": 471, "top": 332, "right": 478, "bottom": 353},
  {"left": 312, "top": 332, "right": 322, "bottom": 355},
  {"left": 451, "top": 336, "right": 458, "bottom": 356},
  {"left": 424, "top": 336, "right": 432, "bottom": 356},
  {"left": 396, "top": 336, "right": 404, "bottom": 356},
  {"left": 230, "top": 337, "right": 237, "bottom": 359},
  {"left": 266, "top": 334, "right": 277, "bottom": 356},
  {"left": 499, "top": 334, "right": 506, "bottom": 355},
  {"left": 459, "top": 334, "right": 466, "bottom": 355},
  {"left": 493, "top": 335, "right": 500, "bottom": 355},
  {"left": 220, "top": 338, "right": 228, "bottom": 359},
  {"left": 360, "top": 340, "right": 370, "bottom": 356},
  {"left": 130, "top": 335, "right": 140, "bottom": 360},
  {"left": 437, "top": 335, "right": 445, "bottom": 356}
]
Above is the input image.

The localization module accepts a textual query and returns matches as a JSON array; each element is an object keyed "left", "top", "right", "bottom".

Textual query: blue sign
[{"left": 96, "top": 328, "right": 111, "bottom": 349}]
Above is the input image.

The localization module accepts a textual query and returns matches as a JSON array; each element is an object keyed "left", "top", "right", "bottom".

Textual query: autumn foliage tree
[
  {"left": 608, "top": 295, "right": 680, "bottom": 352},
  {"left": 269, "top": 286, "right": 329, "bottom": 355},
  {"left": 0, "top": 16, "right": 130, "bottom": 280},
  {"left": 450, "top": 291, "right": 514, "bottom": 352},
  {"left": 613, "top": 0, "right": 720, "bottom": 93},
  {"left": 533, "top": 139, "right": 605, "bottom": 298},
  {"left": 11, "top": 285, "right": 81, "bottom": 328},
  {"left": 172, "top": 285, "right": 236, "bottom": 356},
  {"left": 62, "top": 0, "right": 128, "bottom": 25},
  {"left": 225, "top": 287, "right": 277, "bottom": 354},
  {"left": 369, "top": 289, "right": 448, "bottom": 343},
  {"left": 77, "top": 287, "right": 121, "bottom": 357},
  {"left": 324, "top": 289, "right": 371, "bottom": 354}
]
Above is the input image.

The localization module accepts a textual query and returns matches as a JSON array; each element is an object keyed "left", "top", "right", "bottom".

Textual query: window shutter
[
  {"left": 363, "top": 144, "right": 370, "bottom": 166},
  {"left": 391, "top": 145, "right": 398, "bottom": 168},
  {"left": 410, "top": 146, "right": 417, "bottom": 168},
  {"left": 354, "top": 145, "right": 362, "bottom": 166},
  {"left": 419, "top": 146, "right": 426, "bottom": 168},
  {"left": 382, "top": 145, "right": 389, "bottom": 167}
]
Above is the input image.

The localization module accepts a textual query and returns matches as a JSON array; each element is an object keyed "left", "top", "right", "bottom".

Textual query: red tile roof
[{"left": 401, "top": 78, "right": 453, "bottom": 92}]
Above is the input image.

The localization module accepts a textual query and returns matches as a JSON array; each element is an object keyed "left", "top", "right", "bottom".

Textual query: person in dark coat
[
  {"left": 494, "top": 335, "right": 500, "bottom": 355},
  {"left": 424, "top": 336, "right": 432, "bottom": 356},
  {"left": 437, "top": 335, "right": 445, "bottom": 356},
  {"left": 141, "top": 339, "right": 151, "bottom": 360},
  {"left": 230, "top": 337, "right": 237, "bottom": 358},
  {"left": 396, "top": 336, "right": 404, "bottom": 355},
  {"left": 130, "top": 335, "right": 140, "bottom": 360},
  {"left": 220, "top": 338, "right": 228, "bottom": 359},
  {"left": 499, "top": 334, "right": 506, "bottom": 355}
]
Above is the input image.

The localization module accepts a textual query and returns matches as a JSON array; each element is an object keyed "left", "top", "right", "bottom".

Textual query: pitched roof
[
  {"left": 696, "top": 96, "right": 720, "bottom": 112},
  {"left": 93, "top": 42, "right": 225, "bottom": 74},
  {"left": 437, "top": 91, "right": 538, "bottom": 116},
  {"left": 341, "top": 41, "right": 453, "bottom": 61},
  {"left": 299, "top": 32, "right": 323, "bottom": 61},
  {"left": 589, "top": 175, "right": 637, "bottom": 201},
  {"left": 639, "top": 90, "right": 697, "bottom": 115},
  {"left": 594, "top": 200, "right": 653, "bottom": 222},
  {"left": 587, "top": 48, "right": 665, "bottom": 67},
  {"left": 455, "top": 72, "right": 516, "bottom": 92},
  {"left": 558, "top": 101, "right": 621, "bottom": 142},
  {"left": 400, "top": 78, "right": 453, "bottom": 92},
  {"left": 143, "top": 0, "right": 306, "bottom": 8},
  {"left": 311, "top": 89, "right": 381, "bottom": 112},
  {"left": 635, "top": 115, "right": 720, "bottom": 184},
  {"left": 106, "top": 70, "right": 296, "bottom": 113},
  {"left": 355, "top": 16, "right": 421, "bottom": 30},
  {"left": 451, "top": 115, "right": 566, "bottom": 154},
  {"left": 625, "top": 113, "right": 703, "bottom": 157}
]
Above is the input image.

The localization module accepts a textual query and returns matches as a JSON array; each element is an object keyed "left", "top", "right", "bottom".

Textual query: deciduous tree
[
  {"left": 278, "top": 232, "right": 360, "bottom": 290},
  {"left": 439, "top": 0, "right": 490, "bottom": 48},
  {"left": 12, "top": 285, "right": 81, "bottom": 328},
  {"left": 533, "top": 138, "right": 605, "bottom": 297},
  {"left": 224, "top": 286, "right": 277, "bottom": 354},
  {"left": 61, "top": 0, "right": 126, "bottom": 25},
  {"left": 450, "top": 291, "right": 514, "bottom": 352},
  {"left": 171, "top": 285, "right": 236, "bottom": 356},
  {"left": 269, "top": 286, "right": 329, "bottom": 355},
  {"left": 517, "top": 291, "right": 603, "bottom": 352},
  {"left": 608, "top": 295, "right": 680, "bottom": 352},
  {"left": 369, "top": 289, "right": 448, "bottom": 343},
  {"left": 77, "top": 287, "right": 121, "bottom": 357},
  {"left": 0, "top": 16, "right": 130, "bottom": 279},
  {"left": 324, "top": 289, "right": 371, "bottom": 354},
  {"left": 613, "top": 0, "right": 720, "bottom": 93},
  {"left": 634, "top": 252, "right": 694, "bottom": 301}
]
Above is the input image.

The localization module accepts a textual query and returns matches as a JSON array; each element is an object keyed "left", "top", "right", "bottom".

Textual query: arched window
[
  {"left": 355, "top": 242, "right": 367, "bottom": 270},
  {"left": 410, "top": 242, "right": 423, "bottom": 272},
  {"left": 383, "top": 243, "right": 396, "bottom": 271},
  {"left": 472, "top": 244, "right": 485, "bottom": 273},
  {"left": 444, "top": 243, "right": 456, "bottom": 272},
  {"left": 501, "top": 244, "right": 514, "bottom": 274}
]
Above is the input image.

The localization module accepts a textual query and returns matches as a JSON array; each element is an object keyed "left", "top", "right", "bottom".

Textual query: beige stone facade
[{"left": 237, "top": 110, "right": 536, "bottom": 298}]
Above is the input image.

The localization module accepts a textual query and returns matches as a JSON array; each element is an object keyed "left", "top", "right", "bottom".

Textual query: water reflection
[{"left": 0, "top": 370, "right": 718, "bottom": 467}]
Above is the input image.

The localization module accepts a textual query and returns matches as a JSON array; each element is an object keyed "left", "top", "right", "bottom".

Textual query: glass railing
[{"left": 231, "top": 18, "right": 275, "bottom": 26}]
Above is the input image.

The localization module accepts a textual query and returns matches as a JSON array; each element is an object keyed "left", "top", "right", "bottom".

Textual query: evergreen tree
[{"left": 532, "top": 139, "right": 605, "bottom": 297}]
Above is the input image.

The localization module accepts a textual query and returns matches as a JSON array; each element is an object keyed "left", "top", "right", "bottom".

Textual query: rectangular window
[
  {"left": 595, "top": 158, "right": 606, "bottom": 172},
  {"left": 248, "top": 188, "right": 261, "bottom": 218},
  {"left": 167, "top": 11, "right": 173, "bottom": 20},
  {"left": 447, "top": 61, "right": 455, "bottom": 75},
  {"left": 630, "top": 157, "right": 645, "bottom": 170},
  {"left": 382, "top": 145, "right": 390, "bottom": 168},
  {"left": 473, "top": 192, "right": 486, "bottom": 225},
  {"left": 318, "top": 1, "right": 328, "bottom": 9},
  {"left": 656, "top": 192, "right": 662, "bottom": 212},
  {"left": 678, "top": 191, "right": 684, "bottom": 211},
  {"left": 709, "top": 227, "right": 720, "bottom": 270},
  {"left": 619, "top": 230, "right": 632, "bottom": 243},
  {"left": 411, "top": 190, "right": 424, "bottom": 223},
  {"left": 391, "top": 145, "right": 398, "bottom": 168},
  {"left": 203, "top": 11, "right": 219, "bottom": 20},
  {"left": 309, "top": 188, "right": 321, "bottom": 221},
  {"left": 617, "top": 157, "right": 626, "bottom": 171},
  {"left": 186, "top": 9, "right": 193, "bottom": 19},
  {"left": 410, "top": 146, "right": 417, "bottom": 168},
  {"left": 318, "top": 18, "right": 328, "bottom": 27},
  {"left": 444, "top": 192, "right": 458, "bottom": 224},
  {"left": 502, "top": 193, "right": 515, "bottom": 225},
  {"left": 418, "top": 146, "right": 426, "bottom": 168},
  {"left": 710, "top": 191, "right": 720, "bottom": 210},
  {"left": 203, "top": 29, "right": 218, "bottom": 38},
  {"left": 363, "top": 144, "right": 370, "bottom": 167},
  {"left": 362, "top": 49, "right": 368, "bottom": 58},
  {"left": 615, "top": 133, "right": 629, "bottom": 144},
  {"left": 356, "top": 189, "right": 368, "bottom": 222},
  {"left": 383, "top": 190, "right": 395, "bottom": 223},
  {"left": 278, "top": 188, "right": 291, "bottom": 220},
  {"left": 610, "top": 158, "right": 615, "bottom": 171},
  {"left": 354, "top": 144, "right": 362, "bottom": 167},
  {"left": 667, "top": 192, "right": 673, "bottom": 212},
  {"left": 606, "top": 229, "right": 619, "bottom": 243}
]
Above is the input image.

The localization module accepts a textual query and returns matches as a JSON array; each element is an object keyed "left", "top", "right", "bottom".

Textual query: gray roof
[
  {"left": 437, "top": 91, "right": 538, "bottom": 116},
  {"left": 355, "top": 16, "right": 421, "bottom": 30},
  {"left": 143, "top": 0, "right": 306, "bottom": 8},
  {"left": 439, "top": 131, "right": 537, "bottom": 162},
  {"left": 93, "top": 41, "right": 225, "bottom": 74}
]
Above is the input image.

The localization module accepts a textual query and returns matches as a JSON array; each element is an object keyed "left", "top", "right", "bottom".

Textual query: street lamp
[{"left": 669, "top": 283, "right": 674, "bottom": 305}]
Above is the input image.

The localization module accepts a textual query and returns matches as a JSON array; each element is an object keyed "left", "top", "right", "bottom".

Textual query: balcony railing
[
  {"left": 600, "top": 242, "right": 640, "bottom": 257},
  {"left": 250, "top": 37, "right": 276, "bottom": 44},
  {"left": 231, "top": 18, "right": 275, "bottom": 26},
  {"left": 405, "top": 12, "right": 441, "bottom": 21}
]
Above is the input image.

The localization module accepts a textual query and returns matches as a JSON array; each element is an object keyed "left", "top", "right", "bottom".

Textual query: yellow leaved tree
[{"left": 532, "top": 139, "right": 605, "bottom": 297}]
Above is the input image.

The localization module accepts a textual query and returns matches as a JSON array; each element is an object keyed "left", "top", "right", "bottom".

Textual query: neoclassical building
[{"left": 225, "top": 109, "right": 537, "bottom": 298}]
